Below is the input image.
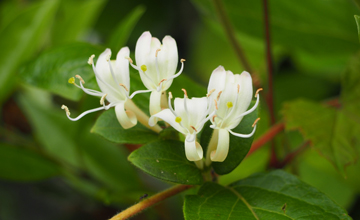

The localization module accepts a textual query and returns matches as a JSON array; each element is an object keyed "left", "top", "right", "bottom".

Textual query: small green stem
[
  {"left": 194, "top": 159, "right": 204, "bottom": 170},
  {"left": 109, "top": 184, "right": 193, "bottom": 220}
]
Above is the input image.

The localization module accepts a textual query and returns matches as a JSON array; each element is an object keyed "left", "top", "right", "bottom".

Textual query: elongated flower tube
[
  {"left": 149, "top": 90, "right": 214, "bottom": 162},
  {"left": 129, "top": 31, "right": 185, "bottom": 116},
  {"left": 205, "top": 66, "right": 261, "bottom": 164},
  {"left": 62, "top": 47, "right": 143, "bottom": 129}
]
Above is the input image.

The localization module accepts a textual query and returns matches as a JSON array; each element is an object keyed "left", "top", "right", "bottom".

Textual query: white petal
[
  {"left": 207, "top": 66, "right": 227, "bottom": 95},
  {"left": 211, "top": 129, "right": 229, "bottom": 162},
  {"left": 95, "top": 49, "right": 125, "bottom": 102},
  {"left": 148, "top": 109, "right": 187, "bottom": 134},
  {"left": 135, "top": 31, "right": 152, "bottom": 66},
  {"left": 185, "top": 135, "right": 203, "bottom": 161},
  {"left": 115, "top": 47, "right": 130, "bottom": 92},
  {"left": 115, "top": 102, "right": 137, "bottom": 129},
  {"left": 186, "top": 97, "right": 209, "bottom": 130},
  {"left": 158, "top": 36, "right": 178, "bottom": 83},
  {"left": 149, "top": 90, "right": 162, "bottom": 116}
]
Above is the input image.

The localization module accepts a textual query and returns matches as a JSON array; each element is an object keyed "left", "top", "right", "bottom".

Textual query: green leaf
[
  {"left": 51, "top": 0, "right": 107, "bottom": 44},
  {"left": 18, "top": 92, "right": 80, "bottom": 167},
  {"left": 184, "top": 170, "right": 351, "bottom": 220},
  {"left": 91, "top": 109, "right": 159, "bottom": 144},
  {"left": 283, "top": 99, "right": 359, "bottom": 175},
  {"left": 200, "top": 102, "right": 259, "bottom": 175},
  {"left": 20, "top": 42, "right": 104, "bottom": 101},
  {"left": 107, "top": 5, "right": 145, "bottom": 50},
  {"left": 355, "top": 15, "right": 360, "bottom": 43},
  {"left": 128, "top": 140, "right": 203, "bottom": 185},
  {"left": 0, "top": 0, "right": 59, "bottom": 104},
  {"left": 0, "top": 144, "right": 59, "bottom": 181}
]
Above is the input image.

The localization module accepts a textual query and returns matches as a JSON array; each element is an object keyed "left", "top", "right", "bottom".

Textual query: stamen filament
[
  {"left": 108, "top": 59, "right": 126, "bottom": 93},
  {"left": 128, "top": 89, "right": 152, "bottom": 99},
  {"left": 164, "top": 59, "right": 185, "bottom": 82},
  {"left": 64, "top": 103, "right": 116, "bottom": 121},
  {"left": 100, "top": 94, "right": 107, "bottom": 105},
  {"left": 91, "top": 62, "right": 123, "bottom": 97},
  {"left": 228, "top": 125, "right": 257, "bottom": 138},
  {"left": 155, "top": 49, "right": 161, "bottom": 82},
  {"left": 233, "top": 92, "right": 261, "bottom": 121}
]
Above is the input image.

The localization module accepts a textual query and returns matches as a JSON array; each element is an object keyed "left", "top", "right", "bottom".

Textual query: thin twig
[
  {"left": 277, "top": 141, "right": 310, "bottom": 168},
  {"left": 246, "top": 123, "right": 285, "bottom": 157},
  {"left": 109, "top": 184, "right": 193, "bottom": 220},
  {"left": 213, "top": 0, "right": 260, "bottom": 85}
]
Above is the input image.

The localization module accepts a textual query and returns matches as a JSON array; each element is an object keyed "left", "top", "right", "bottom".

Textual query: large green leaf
[
  {"left": 192, "top": 0, "right": 359, "bottom": 77},
  {"left": 184, "top": 170, "right": 351, "bottom": 220},
  {"left": 20, "top": 42, "right": 104, "bottom": 101},
  {"left": 107, "top": 5, "right": 145, "bottom": 51},
  {"left": 0, "top": 0, "right": 59, "bottom": 104},
  {"left": 51, "top": 0, "right": 107, "bottom": 45},
  {"left": 128, "top": 140, "right": 203, "bottom": 185},
  {"left": 283, "top": 99, "right": 360, "bottom": 176},
  {"left": 91, "top": 108, "right": 159, "bottom": 144},
  {"left": 200, "top": 103, "right": 259, "bottom": 175},
  {"left": 0, "top": 144, "right": 59, "bottom": 181}
]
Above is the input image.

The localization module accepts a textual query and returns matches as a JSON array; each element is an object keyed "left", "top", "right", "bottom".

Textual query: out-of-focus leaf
[
  {"left": 18, "top": 93, "right": 80, "bottom": 167},
  {"left": 184, "top": 170, "right": 351, "bottom": 220},
  {"left": 192, "top": 0, "right": 359, "bottom": 78},
  {"left": 51, "top": 0, "right": 107, "bottom": 44},
  {"left": 128, "top": 140, "right": 203, "bottom": 185},
  {"left": 355, "top": 15, "right": 360, "bottom": 43},
  {"left": 107, "top": 5, "right": 145, "bottom": 50},
  {"left": 0, "top": 144, "right": 59, "bottom": 181},
  {"left": 0, "top": 0, "right": 59, "bottom": 105},
  {"left": 91, "top": 108, "right": 159, "bottom": 144},
  {"left": 200, "top": 102, "right": 259, "bottom": 175},
  {"left": 283, "top": 99, "right": 360, "bottom": 176},
  {"left": 20, "top": 43, "right": 104, "bottom": 101}
]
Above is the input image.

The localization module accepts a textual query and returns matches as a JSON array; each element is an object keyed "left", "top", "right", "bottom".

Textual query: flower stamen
[
  {"left": 207, "top": 89, "right": 215, "bottom": 97},
  {"left": 68, "top": 77, "right": 76, "bottom": 85},
  {"left": 100, "top": 94, "right": 107, "bottom": 105},
  {"left": 119, "top": 83, "right": 129, "bottom": 92},
  {"left": 75, "top": 75, "right": 85, "bottom": 84},
  {"left": 255, "top": 88, "right": 263, "bottom": 97},
  {"left": 175, "top": 116, "right": 182, "bottom": 123},
  {"left": 252, "top": 118, "right": 260, "bottom": 127},
  {"left": 88, "top": 54, "right": 95, "bottom": 65},
  {"left": 141, "top": 65, "right": 147, "bottom": 72},
  {"left": 226, "top": 102, "right": 233, "bottom": 108},
  {"left": 61, "top": 105, "right": 70, "bottom": 116},
  {"left": 190, "top": 126, "right": 197, "bottom": 132}
]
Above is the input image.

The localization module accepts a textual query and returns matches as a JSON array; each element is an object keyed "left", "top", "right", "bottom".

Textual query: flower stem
[
  {"left": 109, "top": 184, "right": 194, "bottom": 220},
  {"left": 212, "top": 0, "right": 254, "bottom": 75},
  {"left": 125, "top": 100, "right": 162, "bottom": 133}
]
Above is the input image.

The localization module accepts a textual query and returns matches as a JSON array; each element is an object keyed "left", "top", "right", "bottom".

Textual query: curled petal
[
  {"left": 185, "top": 135, "right": 203, "bottom": 161},
  {"left": 115, "top": 102, "right": 137, "bottom": 129},
  {"left": 115, "top": 47, "right": 130, "bottom": 92},
  {"left": 148, "top": 109, "right": 187, "bottom": 134},
  {"left": 150, "top": 90, "right": 162, "bottom": 116},
  {"left": 211, "top": 129, "right": 230, "bottom": 162}
]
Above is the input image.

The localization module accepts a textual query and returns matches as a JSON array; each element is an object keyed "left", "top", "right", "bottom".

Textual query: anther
[
  {"left": 217, "top": 91, "right": 222, "bottom": 101},
  {"left": 226, "top": 102, "right": 233, "bottom": 108},
  {"left": 126, "top": 57, "right": 133, "bottom": 63},
  {"left": 100, "top": 94, "right": 107, "bottom": 105},
  {"left": 168, "top": 92, "right": 173, "bottom": 99},
  {"left": 68, "top": 77, "right": 75, "bottom": 85},
  {"left": 105, "top": 54, "right": 111, "bottom": 62},
  {"left": 190, "top": 126, "right": 197, "bottom": 132},
  {"left": 155, "top": 49, "right": 161, "bottom": 57},
  {"left": 207, "top": 89, "right": 215, "bottom": 97},
  {"left": 214, "top": 99, "right": 218, "bottom": 110},
  {"left": 158, "top": 78, "right": 166, "bottom": 86},
  {"left": 212, "top": 115, "right": 217, "bottom": 122},
  {"left": 237, "top": 84, "right": 240, "bottom": 93},
  {"left": 88, "top": 54, "right": 95, "bottom": 65},
  {"left": 255, "top": 88, "right": 263, "bottom": 97},
  {"left": 252, "top": 118, "right": 260, "bottom": 127},
  {"left": 141, "top": 65, "right": 147, "bottom": 72},
  {"left": 180, "top": 58, "right": 186, "bottom": 63},
  {"left": 61, "top": 105, "right": 70, "bottom": 116},
  {"left": 181, "top": 88, "right": 188, "bottom": 98},
  {"left": 75, "top": 75, "right": 85, "bottom": 84},
  {"left": 175, "top": 116, "right": 182, "bottom": 123},
  {"left": 119, "top": 83, "right": 129, "bottom": 91}
]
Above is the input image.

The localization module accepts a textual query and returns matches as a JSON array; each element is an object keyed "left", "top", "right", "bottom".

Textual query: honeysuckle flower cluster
[{"left": 62, "top": 31, "right": 260, "bottom": 168}]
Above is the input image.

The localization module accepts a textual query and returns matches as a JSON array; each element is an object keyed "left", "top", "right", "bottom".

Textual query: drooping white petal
[
  {"left": 114, "top": 102, "right": 137, "bottom": 129},
  {"left": 210, "top": 129, "right": 229, "bottom": 162},
  {"left": 115, "top": 47, "right": 130, "bottom": 92},
  {"left": 149, "top": 90, "right": 162, "bottom": 116},
  {"left": 135, "top": 31, "right": 152, "bottom": 67},
  {"left": 185, "top": 134, "right": 203, "bottom": 161},
  {"left": 148, "top": 109, "right": 187, "bottom": 134}
]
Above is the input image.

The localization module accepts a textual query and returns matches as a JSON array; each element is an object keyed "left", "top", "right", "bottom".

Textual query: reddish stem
[{"left": 277, "top": 141, "right": 311, "bottom": 168}]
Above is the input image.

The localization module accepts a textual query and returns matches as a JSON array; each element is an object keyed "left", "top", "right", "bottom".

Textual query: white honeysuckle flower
[
  {"left": 205, "top": 66, "right": 261, "bottom": 163},
  {"left": 61, "top": 47, "right": 143, "bottom": 129},
  {"left": 128, "top": 31, "right": 185, "bottom": 116},
  {"left": 149, "top": 89, "right": 215, "bottom": 161}
]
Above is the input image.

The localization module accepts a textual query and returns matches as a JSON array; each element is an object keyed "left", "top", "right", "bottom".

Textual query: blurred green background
[{"left": 1, "top": 0, "right": 360, "bottom": 219}]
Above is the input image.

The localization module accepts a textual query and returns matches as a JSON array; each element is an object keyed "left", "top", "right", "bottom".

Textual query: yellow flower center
[
  {"left": 68, "top": 77, "right": 75, "bottom": 85},
  {"left": 141, "top": 65, "right": 147, "bottom": 72},
  {"left": 226, "top": 101, "right": 233, "bottom": 108},
  {"left": 175, "top": 116, "right": 182, "bottom": 123}
]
